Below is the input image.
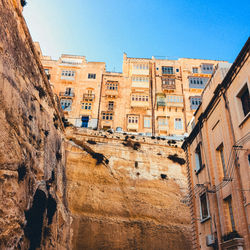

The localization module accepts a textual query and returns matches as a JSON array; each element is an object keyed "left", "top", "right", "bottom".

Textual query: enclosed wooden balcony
[
  {"left": 83, "top": 94, "right": 95, "bottom": 101},
  {"left": 162, "top": 83, "right": 176, "bottom": 91}
]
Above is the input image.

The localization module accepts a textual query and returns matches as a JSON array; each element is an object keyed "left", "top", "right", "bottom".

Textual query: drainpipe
[
  {"left": 97, "top": 72, "right": 104, "bottom": 130},
  {"left": 150, "top": 62, "right": 155, "bottom": 136},
  {"left": 180, "top": 66, "right": 188, "bottom": 133}
]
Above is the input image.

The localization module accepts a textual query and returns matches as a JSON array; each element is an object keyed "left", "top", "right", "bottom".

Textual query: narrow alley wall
[{"left": 0, "top": 0, "right": 70, "bottom": 249}]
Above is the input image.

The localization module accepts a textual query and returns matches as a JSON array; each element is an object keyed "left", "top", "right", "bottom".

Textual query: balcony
[
  {"left": 162, "top": 83, "right": 176, "bottom": 90},
  {"left": 132, "top": 81, "right": 149, "bottom": 89},
  {"left": 127, "top": 123, "right": 139, "bottom": 130},
  {"left": 61, "top": 76, "right": 75, "bottom": 81},
  {"left": 157, "top": 100, "right": 166, "bottom": 107},
  {"left": 83, "top": 94, "right": 95, "bottom": 101},
  {"left": 131, "top": 101, "right": 149, "bottom": 108},
  {"left": 59, "top": 92, "right": 75, "bottom": 98},
  {"left": 158, "top": 125, "right": 168, "bottom": 131},
  {"left": 132, "top": 69, "right": 149, "bottom": 76},
  {"left": 166, "top": 102, "right": 184, "bottom": 108},
  {"left": 105, "top": 89, "right": 118, "bottom": 97}
]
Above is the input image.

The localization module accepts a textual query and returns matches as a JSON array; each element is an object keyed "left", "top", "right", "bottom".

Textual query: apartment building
[
  {"left": 35, "top": 42, "right": 227, "bottom": 136},
  {"left": 182, "top": 38, "right": 250, "bottom": 250}
]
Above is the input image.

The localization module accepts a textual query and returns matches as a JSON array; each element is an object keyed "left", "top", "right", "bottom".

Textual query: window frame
[
  {"left": 199, "top": 192, "right": 210, "bottom": 222},
  {"left": 194, "top": 143, "right": 204, "bottom": 174},
  {"left": 88, "top": 73, "right": 96, "bottom": 79},
  {"left": 174, "top": 118, "right": 183, "bottom": 130},
  {"left": 236, "top": 83, "right": 250, "bottom": 123}
]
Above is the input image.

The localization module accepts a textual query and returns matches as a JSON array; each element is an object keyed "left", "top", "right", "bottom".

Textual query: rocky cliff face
[
  {"left": 66, "top": 128, "right": 191, "bottom": 250},
  {"left": 0, "top": 0, "right": 70, "bottom": 249}
]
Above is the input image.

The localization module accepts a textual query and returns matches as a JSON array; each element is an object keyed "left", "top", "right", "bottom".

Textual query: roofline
[{"left": 182, "top": 37, "right": 250, "bottom": 150}]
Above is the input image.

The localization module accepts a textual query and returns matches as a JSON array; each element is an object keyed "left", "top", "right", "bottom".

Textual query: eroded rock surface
[
  {"left": 0, "top": 0, "right": 70, "bottom": 249},
  {"left": 66, "top": 128, "right": 191, "bottom": 250}
]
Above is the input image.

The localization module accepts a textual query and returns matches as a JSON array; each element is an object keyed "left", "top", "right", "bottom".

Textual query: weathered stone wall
[
  {"left": 66, "top": 128, "right": 191, "bottom": 250},
  {"left": 0, "top": 0, "right": 70, "bottom": 249}
]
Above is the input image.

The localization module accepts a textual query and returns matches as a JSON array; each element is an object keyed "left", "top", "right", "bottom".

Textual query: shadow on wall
[{"left": 24, "top": 189, "right": 57, "bottom": 250}]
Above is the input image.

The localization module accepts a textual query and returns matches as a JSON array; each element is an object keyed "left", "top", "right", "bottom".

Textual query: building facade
[
  {"left": 35, "top": 42, "right": 227, "bottom": 136},
  {"left": 182, "top": 38, "right": 250, "bottom": 250}
]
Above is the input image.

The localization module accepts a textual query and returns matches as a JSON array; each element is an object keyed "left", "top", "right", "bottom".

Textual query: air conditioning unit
[{"left": 206, "top": 234, "right": 215, "bottom": 246}]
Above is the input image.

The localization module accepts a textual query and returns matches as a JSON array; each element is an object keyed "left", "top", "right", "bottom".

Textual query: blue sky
[{"left": 23, "top": 0, "right": 250, "bottom": 72}]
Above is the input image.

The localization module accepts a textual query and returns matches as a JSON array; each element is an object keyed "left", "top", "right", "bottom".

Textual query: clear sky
[{"left": 23, "top": 0, "right": 250, "bottom": 72}]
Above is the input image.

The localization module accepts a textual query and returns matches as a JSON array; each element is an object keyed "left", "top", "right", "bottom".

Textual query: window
[
  {"left": 195, "top": 144, "right": 203, "bottom": 173},
  {"left": 174, "top": 118, "right": 183, "bottom": 130},
  {"left": 217, "top": 145, "right": 227, "bottom": 176},
  {"left": 162, "top": 78, "right": 175, "bottom": 86},
  {"left": 128, "top": 116, "right": 139, "bottom": 124},
  {"left": 224, "top": 196, "right": 235, "bottom": 231},
  {"left": 189, "top": 77, "right": 209, "bottom": 89},
  {"left": 237, "top": 84, "right": 250, "bottom": 117},
  {"left": 108, "top": 101, "right": 114, "bottom": 111},
  {"left": 61, "top": 70, "right": 75, "bottom": 79},
  {"left": 158, "top": 118, "right": 168, "bottom": 126},
  {"left": 201, "top": 64, "right": 213, "bottom": 74},
  {"left": 144, "top": 117, "right": 151, "bottom": 128},
  {"left": 88, "top": 73, "right": 96, "bottom": 79},
  {"left": 200, "top": 193, "right": 210, "bottom": 221},
  {"left": 132, "top": 77, "right": 149, "bottom": 82},
  {"left": 60, "top": 99, "right": 72, "bottom": 111},
  {"left": 192, "top": 67, "right": 198, "bottom": 73},
  {"left": 133, "top": 64, "right": 149, "bottom": 70},
  {"left": 176, "top": 68, "right": 179, "bottom": 73},
  {"left": 166, "top": 95, "right": 183, "bottom": 103},
  {"left": 102, "top": 112, "right": 113, "bottom": 120},
  {"left": 106, "top": 82, "right": 118, "bottom": 90},
  {"left": 162, "top": 66, "right": 174, "bottom": 74},
  {"left": 190, "top": 97, "right": 202, "bottom": 110},
  {"left": 131, "top": 94, "right": 149, "bottom": 102},
  {"left": 65, "top": 88, "right": 74, "bottom": 96},
  {"left": 82, "top": 102, "right": 92, "bottom": 110}
]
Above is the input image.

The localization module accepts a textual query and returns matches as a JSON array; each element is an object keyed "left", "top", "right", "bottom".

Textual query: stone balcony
[
  {"left": 127, "top": 123, "right": 139, "bottom": 130},
  {"left": 105, "top": 89, "right": 118, "bottom": 97},
  {"left": 131, "top": 101, "right": 150, "bottom": 108},
  {"left": 132, "top": 81, "right": 149, "bottom": 88},
  {"left": 166, "top": 102, "right": 184, "bottom": 108}
]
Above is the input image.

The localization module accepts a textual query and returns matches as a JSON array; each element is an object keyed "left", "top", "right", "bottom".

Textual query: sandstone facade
[{"left": 36, "top": 43, "right": 228, "bottom": 136}]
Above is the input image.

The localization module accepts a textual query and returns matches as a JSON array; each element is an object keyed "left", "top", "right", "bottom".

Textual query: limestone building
[
  {"left": 35, "top": 42, "right": 227, "bottom": 136},
  {"left": 182, "top": 38, "right": 250, "bottom": 250}
]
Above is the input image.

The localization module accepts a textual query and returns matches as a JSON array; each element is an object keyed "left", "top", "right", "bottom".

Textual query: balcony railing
[
  {"left": 83, "top": 94, "right": 95, "bottom": 101},
  {"left": 162, "top": 84, "right": 176, "bottom": 90},
  {"left": 131, "top": 101, "right": 149, "bottom": 108},
  {"left": 105, "top": 89, "right": 118, "bottom": 97},
  {"left": 127, "top": 123, "right": 139, "bottom": 130},
  {"left": 61, "top": 76, "right": 75, "bottom": 80},
  {"left": 157, "top": 100, "right": 166, "bottom": 107},
  {"left": 59, "top": 92, "right": 75, "bottom": 97}
]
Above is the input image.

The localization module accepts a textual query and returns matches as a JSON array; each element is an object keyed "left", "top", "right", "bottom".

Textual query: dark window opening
[{"left": 200, "top": 193, "right": 209, "bottom": 220}]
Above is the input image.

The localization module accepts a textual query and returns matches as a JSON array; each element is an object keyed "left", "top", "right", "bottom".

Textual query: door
[{"left": 81, "top": 116, "right": 89, "bottom": 128}]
